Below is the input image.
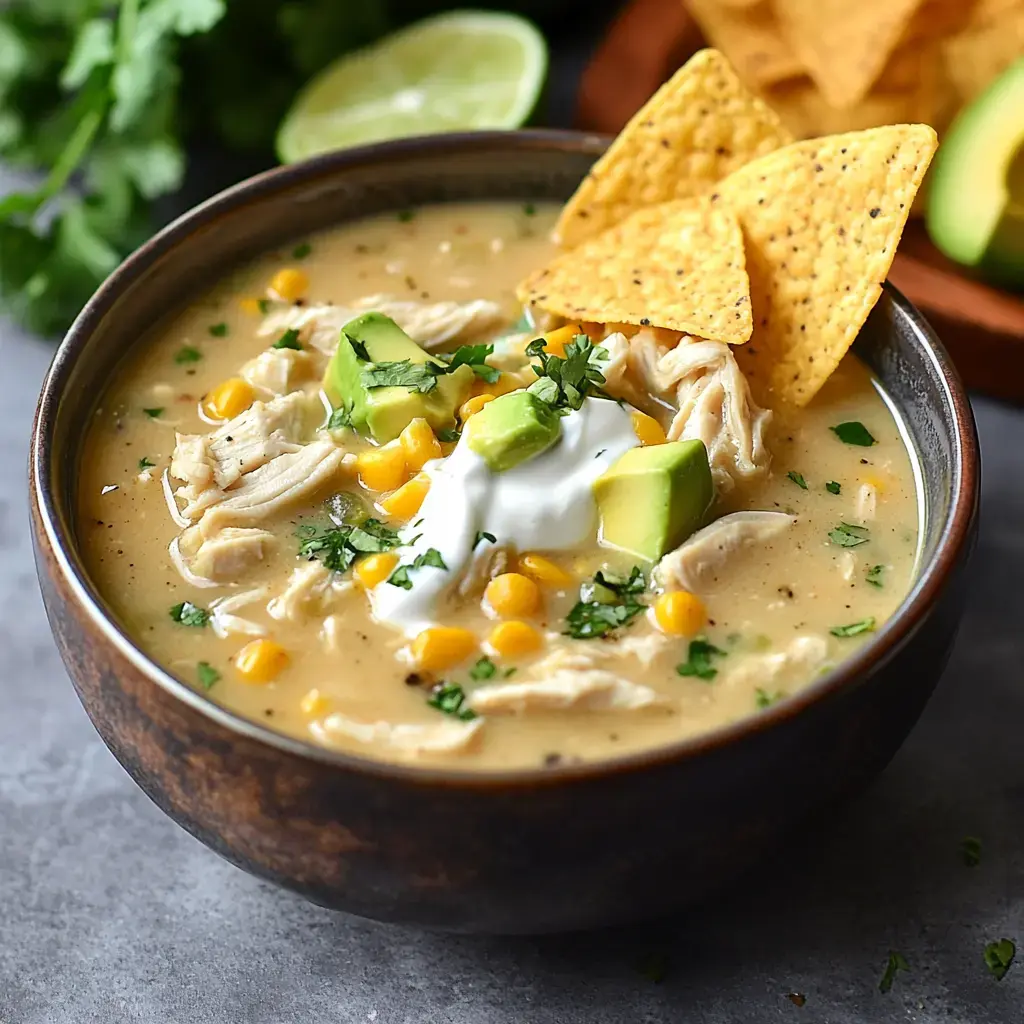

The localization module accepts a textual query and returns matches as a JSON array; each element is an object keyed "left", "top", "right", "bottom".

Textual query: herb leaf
[
  {"left": 787, "top": 471, "right": 808, "bottom": 489},
  {"left": 174, "top": 345, "right": 202, "bottom": 364},
  {"left": 344, "top": 334, "right": 370, "bottom": 361},
  {"left": 879, "top": 951, "right": 909, "bottom": 993},
  {"left": 829, "top": 522, "right": 870, "bottom": 547},
  {"left": 984, "top": 939, "right": 1015, "bottom": 981},
  {"left": 197, "top": 662, "right": 220, "bottom": 689},
  {"left": 830, "top": 617, "right": 876, "bottom": 637},
  {"left": 362, "top": 360, "right": 439, "bottom": 394},
  {"left": 388, "top": 565, "right": 412, "bottom": 590},
  {"left": 469, "top": 656, "right": 497, "bottom": 681},
  {"left": 526, "top": 333, "right": 608, "bottom": 411},
  {"left": 593, "top": 566, "right": 646, "bottom": 596},
  {"left": 297, "top": 518, "right": 400, "bottom": 574},
  {"left": 474, "top": 530, "right": 496, "bottom": 549},
  {"left": 865, "top": 564, "right": 884, "bottom": 588},
  {"left": 143, "top": 407, "right": 164, "bottom": 419},
  {"left": 437, "top": 428, "right": 460, "bottom": 443},
  {"left": 676, "top": 639, "right": 726, "bottom": 680},
  {"left": 565, "top": 567, "right": 647, "bottom": 639},
  {"left": 170, "top": 601, "right": 209, "bottom": 628},
  {"left": 272, "top": 328, "right": 302, "bottom": 351},
  {"left": 831, "top": 421, "right": 876, "bottom": 446},
  {"left": 445, "top": 343, "right": 500, "bottom": 383},
  {"left": 825, "top": 480, "right": 841, "bottom": 495},
  {"left": 962, "top": 836, "right": 982, "bottom": 867},
  {"left": 326, "top": 406, "right": 352, "bottom": 430},
  {"left": 427, "top": 683, "right": 476, "bottom": 720},
  {"left": 389, "top": 547, "right": 448, "bottom": 588},
  {"left": 138, "top": 457, "right": 155, "bottom": 471},
  {"left": 208, "top": 322, "right": 228, "bottom": 337},
  {"left": 292, "top": 242, "right": 312, "bottom": 260},
  {"left": 755, "top": 687, "right": 785, "bottom": 708}
]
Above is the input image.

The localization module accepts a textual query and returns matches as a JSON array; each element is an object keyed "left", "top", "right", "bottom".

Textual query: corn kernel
[
  {"left": 631, "top": 409, "right": 667, "bottom": 446},
  {"left": 234, "top": 639, "right": 289, "bottom": 683},
  {"left": 653, "top": 591, "right": 706, "bottom": 636},
  {"left": 411, "top": 627, "right": 478, "bottom": 672},
  {"left": 488, "top": 620, "right": 543, "bottom": 657},
  {"left": 354, "top": 551, "right": 400, "bottom": 589},
  {"left": 240, "top": 297, "right": 262, "bottom": 315},
  {"left": 356, "top": 444, "right": 408, "bottom": 492},
  {"left": 540, "top": 323, "right": 583, "bottom": 357},
  {"left": 379, "top": 473, "right": 430, "bottom": 520},
  {"left": 518, "top": 552, "right": 574, "bottom": 589},
  {"left": 399, "top": 418, "right": 442, "bottom": 471},
  {"left": 300, "top": 688, "right": 330, "bottom": 716},
  {"left": 269, "top": 267, "right": 309, "bottom": 302},
  {"left": 459, "top": 393, "right": 495, "bottom": 422},
  {"left": 485, "top": 572, "right": 541, "bottom": 618},
  {"left": 205, "top": 377, "right": 256, "bottom": 420}
]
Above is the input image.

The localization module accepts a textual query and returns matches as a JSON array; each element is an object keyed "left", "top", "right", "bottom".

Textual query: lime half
[{"left": 276, "top": 10, "right": 548, "bottom": 164}]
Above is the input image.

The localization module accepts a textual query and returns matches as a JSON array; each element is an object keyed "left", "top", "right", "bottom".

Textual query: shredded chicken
[
  {"left": 209, "top": 588, "right": 270, "bottom": 639},
  {"left": 259, "top": 295, "right": 507, "bottom": 355},
  {"left": 188, "top": 527, "right": 275, "bottom": 581},
  {"left": 311, "top": 715, "right": 484, "bottom": 757},
  {"left": 319, "top": 614, "right": 344, "bottom": 653},
  {"left": 240, "top": 348, "right": 318, "bottom": 395},
  {"left": 654, "top": 511, "right": 796, "bottom": 592},
  {"left": 722, "top": 636, "right": 830, "bottom": 689},
  {"left": 457, "top": 546, "right": 510, "bottom": 598},
  {"left": 855, "top": 483, "right": 877, "bottom": 522},
  {"left": 267, "top": 562, "right": 352, "bottom": 623}
]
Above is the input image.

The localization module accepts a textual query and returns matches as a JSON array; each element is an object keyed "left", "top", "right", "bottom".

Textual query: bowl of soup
[{"left": 30, "top": 123, "right": 978, "bottom": 933}]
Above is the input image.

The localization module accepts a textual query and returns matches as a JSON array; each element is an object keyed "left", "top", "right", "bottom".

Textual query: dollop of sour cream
[{"left": 369, "top": 397, "right": 638, "bottom": 636}]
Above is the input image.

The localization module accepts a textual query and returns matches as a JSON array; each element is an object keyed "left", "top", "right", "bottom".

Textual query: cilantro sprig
[
  {"left": 169, "top": 600, "right": 209, "bottom": 628},
  {"left": 296, "top": 517, "right": 400, "bottom": 574},
  {"left": 676, "top": 639, "right": 726, "bottom": 680},
  {"left": 526, "top": 333, "right": 609, "bottom": 412},
  {"left": 565, "top": 566, "right": 646, "bottom": 639}
]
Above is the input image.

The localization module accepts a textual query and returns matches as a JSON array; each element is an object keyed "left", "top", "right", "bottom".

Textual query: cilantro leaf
[
  {"left": 138, "top": 456, "right": 155, "bottom": 470},
  {"left": 879, "top": 951, "right": 909, "bottom": 993},
  {"left": 825, "top": 480, "right": 841, "bottom": 495},
  {"left": 389, "top": 547, "right": 448, "bottom": 588},
  {"left": 174, "top": 345, "right": 202, "bottom": 364},
  {"left": 469, "top": 656, "right": 497, "bottom": 681},
  {"left": 594, "top": 566, "right": 646, "bottom": 596},
  {"left": 787, "top": 471, "right": 808, "bottom": 489},
  {"left": 208, "top": 322, "right": 228, "bottom": 337},
  {"left": 388, "top": 565, "right": 412, "bottom": 590},
  {"left": 196, "top": 661, "right": 220, "bottom": 689},
  {"left": 143, "top": 407, "right": 164, "bottom": 418},
  {"left": 445, "top": 343, "right": 500, "bottom": 383},
  {"left": 565, "top": 567, "right": 647, "bottom": 640},
  {"left": 676, "top": 639, "right": 726, "bottom": 680},
  {"left": 169, "top": 601, "right": 209, "bottom": 627},
  {"left": 437, "top": 428, "right": 460, "bottom": 443},
  {"left": 292, "top": 242, "right": 312, "bottom": 259},
  {"left": 829, "top": 522, "right": 869, "bottom": 547},
  {"left": 830, "top": 617, "right": 876, "bottom": 637},
  {"left": 272, "top": 328, "right": 302, "bottom": 350},
  {"left": 755, "top": 688, "right": 785, "bottom": 708},
  {"left": 326, "top": 406, "right": 351, "bottom": 430},
  {"left": 427, "top": 683, "right": 476, "bottom": 720},
  {"left": 297, "top": 517, "right": 399, "bottom": 574},
  {"left": 865, "top": 564, "right": 884, "bottom": 588},
  {"left": 527, "top": 333, "right": 608, "bottom": 411},
  {"left": 984, "top": 939, "right": 1015, "bottom": 981},
  {"left": 344, "top": 334, "right": 370, "bottom": 361},
  {"left": 362, "top": 360, "right": 439, "bottom": 394},
  {"left": 474, "top": 530, "right": 496, "bottom": 548},
  {"left": 830, "top": 421, "right": 876, "bottom": 446}
]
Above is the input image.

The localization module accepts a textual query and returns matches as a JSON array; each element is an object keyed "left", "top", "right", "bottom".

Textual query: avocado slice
[
  {"left": 926, "top": 58, "right": 1024, "bottom": 289},
  {"left": 593, "top": 440, "right": 713, "bottom": 561},
  {"left": 465, "top": 390, "right": 562, "bottom": 472},
  {"left": 323, "top": 312, "right": 474, "bottom": 443}
]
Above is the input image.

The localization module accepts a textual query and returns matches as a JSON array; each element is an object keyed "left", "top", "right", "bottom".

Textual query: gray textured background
[{"left": 2, "top": 37, "right": 1023, "bottom": 1024}]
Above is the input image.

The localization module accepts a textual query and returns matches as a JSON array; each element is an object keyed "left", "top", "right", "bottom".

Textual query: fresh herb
[
  {"left": 444, "top": 343, "right": 500, "bottom": 383},
  {"left": 523, "top": 202, "right": 537, "bottom": 216},
  {"left": 257, "top": 299, "right": 275, "bottom": 316},
  {"left": 174, "top": 345, "right": 202, "bottom": 364},
  {"left": 565, "top": 567, "right": 646, "bottom": 639},
  {"left": 362, "top": 360, "right": 439, "bottom": 394},
  {"left": 347, "top": 519, "right": 403, "bottom": 553},
  {"left": 865, "top": 564, "right": 884, "bottom": 588},
  {"left": 437, "top": 428, "right": 460, "bottom": 443},
  {"left": 474, "top": 530, "right": 496, "bottom": 548},
  {"left": 143, "top": 407, "right": 164, "bottom": 419},
  {"left": 676, "top": 638, "right": 726, "bottom": 680},
  {"left": 272, "top": 328, "right": 302, "bottom": 351},
  {"left": 387, "top": 565, "right": 412, "bottom": 590},
  {"left": 984, "top": 939, "right": 1015, "bottom": 981},
  {"left": 526, "top": 333, "right": 608, "bottom": 411},
  {"left": 208, "top": 322, "right": 228, "bottom": 337},
  {"left": 388, "top": 547, "right": 448, "bottom": 588},
  {"left": 755, "top": 687, "right": 785, "bottom": 709},
  {"left": 831, "top": 421, "right": 876, "bottom": 446},
  {"left": 593, "top": 566, "right": 646, "bottom": 596},
  {"left": 169, "top": 601, "right": 209, "bottom": 628},
  {"left": 787, "top": 471, "right": 808, "bottom": 489},
  {"left": 137, "top": 456, "right": 155, "bottom": 470},
  {"left": 397, "top": 209, "right": 416, "bottom": 223},
  {"left": 469, "top": 656, "right": 497, "bottom": 681},
  {"left": 297, "top": 518, "right": 400, "bottom": 574},
  {"left": 326, "top": 406, "right": 351, "bottom": 430},
  {"left": 292, "top": 242, "right": 312, "bottom": 260},
  {"left": 829, "top": 522, "right": 870, "bottom": 547},
  {"left": 196, "top": 661, "right": 220, "bottom": 689},
  {"left": 825, "top": 480, "right": 842, "bottom": 495},
  {"left": 427, "top": 683, "right": 476, "bottom": 720},
  {"left": 879, "top": 951, "right": 909, "bottom": 993},
  {"left": 830, "top": 617, "right": 876, "bottom": 637},
  {"left": 962, "top": 836, "right": 982, "bottom": 868}
]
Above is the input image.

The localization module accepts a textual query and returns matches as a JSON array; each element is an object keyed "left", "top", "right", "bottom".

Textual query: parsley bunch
[{"left": 526, "top": 333, "right": 609, "bottom": 411}]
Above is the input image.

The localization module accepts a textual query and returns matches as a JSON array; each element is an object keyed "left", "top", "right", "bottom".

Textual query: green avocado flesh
[
  {"left": 927, "top": 58, "right": 1024, "bottom": 289},
  {"left": 322, "top": 312, "right": 473, "bottom": 442},
  {"left": 465, "top": 390, "right": 562, "bottom": 472},
  {"left": 593, "top": 440, "right": 713, "bottom": 562}
]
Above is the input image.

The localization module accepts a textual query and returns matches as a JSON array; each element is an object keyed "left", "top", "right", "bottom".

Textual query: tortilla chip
[
  {"left": 714, "top": 124, "right": 938, "bottom": 406},
  {"left": 554, "top": 49, "right": 793, "bottom": 249},
  {"left": 520, "top": 199, "right": 752, "bottom": 345},
  {"left": 774, "top": 0, "right": 924, "bottom": 110},
  {"left": 687, "top": 0, "right": 803, "bottom": 89}
]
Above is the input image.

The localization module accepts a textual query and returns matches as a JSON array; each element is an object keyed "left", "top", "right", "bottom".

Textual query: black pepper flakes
[{"left": 869, "top": 207, "right": 881, "bottom": 218}]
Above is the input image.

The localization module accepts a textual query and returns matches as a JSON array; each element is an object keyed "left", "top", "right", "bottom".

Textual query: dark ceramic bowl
[{"left": 30, "top": 131, "right": 979, "bottom": 934}]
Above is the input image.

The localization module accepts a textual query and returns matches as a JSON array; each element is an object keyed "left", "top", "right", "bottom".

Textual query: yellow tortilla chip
[
  {"left": 554, "top": 49, "right": 793, "bottom": 249},
  {"left": 520, "top": 199, "right": 752, "bottom": 345},
  {"left": 714, "top": 124, "right": 938, "bottom": 405},
  {"left": 775, "top": 0, "right": 924, "bottom": 109}
]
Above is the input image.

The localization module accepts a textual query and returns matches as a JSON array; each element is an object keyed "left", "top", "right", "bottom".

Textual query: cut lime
[{"left": 276, "top": 10, "right": 548, "bottom": 164}]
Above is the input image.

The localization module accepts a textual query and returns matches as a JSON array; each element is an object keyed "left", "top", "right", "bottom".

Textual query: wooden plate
[{"left": 575, "top": 0, "right": 1024, "bottom": 401}]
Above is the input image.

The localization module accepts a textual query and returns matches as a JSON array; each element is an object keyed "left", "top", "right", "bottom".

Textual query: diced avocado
[
  {"left": 926, "top": 58, "right": 1024, "bottom": 289},
  {"left": 322, "top": 312, "right": 473, "bottom": 443},
  {"left": 593, "top": 440, "right": 713, "bottom": 561},
  {"left": 465, "top": 390, "right": 561, "bottom": 472}
]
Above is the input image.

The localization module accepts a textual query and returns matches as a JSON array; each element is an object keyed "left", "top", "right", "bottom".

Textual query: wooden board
[{"left": 575, "top": 0, "right": 1024, "bottom": 401}]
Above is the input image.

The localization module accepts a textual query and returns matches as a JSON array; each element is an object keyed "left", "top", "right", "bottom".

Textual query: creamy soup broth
[{"left": 79, "top": 202, "right": 920, "bottom": 769}]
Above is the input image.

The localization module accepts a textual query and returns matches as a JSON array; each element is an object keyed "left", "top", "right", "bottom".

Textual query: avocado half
[{"left": 926, "top": 58, "right": 1024, "bottom": 291}]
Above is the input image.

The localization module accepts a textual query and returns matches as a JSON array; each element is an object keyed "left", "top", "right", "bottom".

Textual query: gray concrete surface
[{"left": 0, "top": 309, "right": 1022, "bottom": 1024}]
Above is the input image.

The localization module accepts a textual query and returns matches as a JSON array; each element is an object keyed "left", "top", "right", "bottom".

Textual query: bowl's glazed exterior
[{"left": 30, "top": 131, "right": 979, "bottom": 934}]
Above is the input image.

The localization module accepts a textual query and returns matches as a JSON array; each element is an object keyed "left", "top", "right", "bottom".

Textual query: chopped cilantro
[
  {"left": 829, "top": 522, "right": 869, "bottom": 547},
  {"left": 326, "top": 406, "right": 352, "bottom": 430},
  {"left": 879, "top": 951, "right": 909, "bottom": 993},
  {"left": 437, "top": 428, "right": 460, "bottom": 443},
  {"left": 196, "top": 662, "right": 220, "bottom": 690},
  {"left": 362, "top": 360, "right": 439, "bottom": 394},
  {"left": 257, "top": 298, "right": 274, "bottom": 315},
  {"left": 388, "top": 548, "right": 448, "bottom": 589},
  {"left": 397, "top": 209, "right": 416, "bottom": 223},
  {"left": 787, "top": 471, "right": 808, "bottom": 489},
  {"left": 174, "top": 345, "right": 202, "bottom": 364},
  {"left": 388, "top": 565, "right": 412, "bottom": 590},
  {"left": 469, "top": 657, "right": 497, "bottom": 681},
  {"left": 272, "top": 328, "right": 302, "bottom": 351},
  {"left": 866, "top": 564, "right": 884, "bottom": 588},
  {"left": 831, "top": 421, "right": 876, "bottom": 446},
  {"left": 984, "top": 939, "right": 1015, "bottom": 981},
  {"left": 137, "top": 457, "right": 155, "bottom": 471},
  {"left": 755, "top": 688, "right": 784, "bottom": 708},
  {"left": 962, "top": 836, "right": 982, "bottom": 867},
  {"left": 347, "top": 519, "right": 404, "bottom": 553},
  {"left": 676, "top": 638, "right": 726, "bottom": 680},
  {"left": 297, "top": 518, "right": 400, "bottom": 574},
  {"left": 208, "top": 322, "right": 228, "bottom": 338},
  {"left": 344, "top": 334, "right": 371, "bottom": 361},
  {"left": 169, "top": 601, "right": 209, "bottom": 628},
  {"left": 444, "top": 343, "right": 500, "bottom": 383},
  {"left": 830, "top": 617, "right": 876, "bottom": 637},
  {"left": 292, "top": 242, "right": 312, "bottom": 260},
  {"left": 523, "top": 203, "right": 537, "bottom": 216},
  {"left": 143, "top": 407, "right": 164, "bottom": 419},
  {"left": 826, "top": 480, "right": 842, "bottom": 495},
  {"left": 593, "top": 566, "right": 646, "bottom": 595},
  {"left": 565, "top": 567, "right": 646, "bottom": 639},
  {"left": 526, "top": 333, "right": 609, "bottom": 411},
  {"left": 427, "top": 683, "right": 476, "bottom": 720},
  {"left": 474, "top": 531, "right": 496, "bottom": 548}
]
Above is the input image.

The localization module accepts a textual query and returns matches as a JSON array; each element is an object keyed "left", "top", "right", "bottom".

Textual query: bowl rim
[{"left": 30, "top": 128, "right": 980, "bottom": 788}]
